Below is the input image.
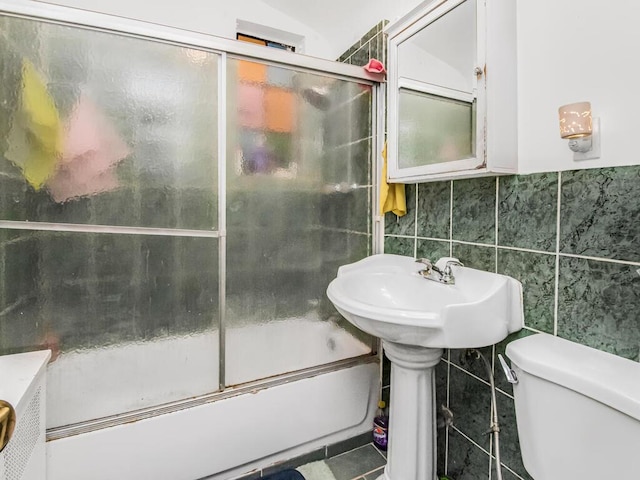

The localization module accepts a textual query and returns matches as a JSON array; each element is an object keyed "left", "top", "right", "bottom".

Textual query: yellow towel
[
  {"left": 5, "top": 60, "right": 62, "bottom": 190},
  {"left": 379, "top": 142, "right": 406, "bottom": 217}
]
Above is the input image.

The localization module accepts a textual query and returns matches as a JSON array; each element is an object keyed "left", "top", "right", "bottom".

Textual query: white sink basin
[{"left": 327, "top": 254, "right": 524, "bottom": 348}]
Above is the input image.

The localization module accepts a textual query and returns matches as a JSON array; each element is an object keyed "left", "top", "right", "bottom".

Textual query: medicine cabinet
[{"left": 386, "top": 0, "right": 517, "bottom": 183}]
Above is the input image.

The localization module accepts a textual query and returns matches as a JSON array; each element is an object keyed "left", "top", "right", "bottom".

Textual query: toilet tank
[{"left": 506, "top": 334, "right": 640, "bottom": 480}]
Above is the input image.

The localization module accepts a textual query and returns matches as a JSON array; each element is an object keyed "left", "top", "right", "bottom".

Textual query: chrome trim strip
[
  {"left": 0, "top": 221, "right": 219, "bottom": 238},
  {"left": 46, "top": 354, "right": 378, "bottom": 441},
  {"left": 217, "top": 52, "right": 228, "bottom": 390}
]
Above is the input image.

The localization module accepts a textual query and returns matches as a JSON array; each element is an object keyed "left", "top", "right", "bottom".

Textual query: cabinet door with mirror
[{"left": 386, "top": 0, "right": 516, "bottom": 183}]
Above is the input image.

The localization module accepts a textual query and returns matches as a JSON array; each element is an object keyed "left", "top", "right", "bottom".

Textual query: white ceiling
[{"left": 260, "top": 0, "right": 424, "bottom": 58}]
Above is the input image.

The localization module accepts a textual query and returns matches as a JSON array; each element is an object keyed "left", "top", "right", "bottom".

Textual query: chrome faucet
[{"left": 415, "top": 258, "right": 465, "bottom": 285}]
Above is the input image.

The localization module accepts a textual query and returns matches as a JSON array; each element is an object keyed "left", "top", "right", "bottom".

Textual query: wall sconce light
[{"left": 558, "top": 101, "right": 601, "bottom": 160}]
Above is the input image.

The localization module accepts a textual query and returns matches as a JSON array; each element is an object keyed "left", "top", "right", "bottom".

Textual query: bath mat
[{"left": 296, "top": 460, "right": 337, "bottom": 480}]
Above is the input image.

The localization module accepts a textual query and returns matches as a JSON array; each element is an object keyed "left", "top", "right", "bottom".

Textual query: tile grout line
[
  {"left": 444, "top": 348, "right": 451, "bottom": 476},
  {"left": 553, "top": 172, "right": 562, "bottom": 337},
  {"left": 557, "top": 252, "right": 640, "bottom": 267},
  {"left": 448, "top": 361, "right": 493, "bottom": 389},
  {"left": 494, "top": 177, "right": 499, "bottom": 273},
  {"left": 450, "top": 425, "right": 492, "bottom": 456},
  {"left": 449, "top": 181, "right": 454, "bottom": 257},
  {"left": 413, "top": 184, "right": 419, "bottom": 258},
  {"left": 489, "top": 340, "right": 497, "bottom": 478},
  {"left": 397, "top": 235, "right": 640, "bottom": 267},
  {"left": 443, "top": 359, "right": 516, "bottom": 399}
]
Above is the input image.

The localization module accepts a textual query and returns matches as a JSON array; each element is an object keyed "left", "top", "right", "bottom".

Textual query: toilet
[{"left": 505, "top": 333, "right": 640, "bottom": 479}]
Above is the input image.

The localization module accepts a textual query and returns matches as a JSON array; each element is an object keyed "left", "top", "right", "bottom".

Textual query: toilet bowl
[{"left": 506, "top": 333, "right": 640, "bottom": 480}]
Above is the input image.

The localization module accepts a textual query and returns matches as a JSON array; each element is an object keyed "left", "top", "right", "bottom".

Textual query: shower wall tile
[
  {"left": 437, "top": 426, "right": 447, "bottom": 477},
  {"left": 446, "top": 429, "right": 491, "bottom": 480},
  {"left": 377, "top": 163, "right": 640, "bottom": 479},
  {"left": 349, "top": 43, "right": 371, "bottom": 69},
  {"left": 416, "top": 239, "right": 450, "bottom": 262},
  {"left": 375, "top": 33, "right": 386, "bottom": 67},
  {"left": 384, "top": 184, "right": 415, "bottom": 235},
  {"left": 452, "top": 243, "right": 495, "bottom": 271},
  {"left": 325, "top": 93, "right": 372, "bottom": 148},
  {"left": 324, "top": 140, "right": 370, "bottom": 186},
  {"left": 361, "top": 23, "right": 381, "bottom": 45},
  {"left": 383, "top": 235, "right": 414, "bottom": 257},
  {"left": 338, "top": 21, "right": 388, "bottom": 65},
  {"left": 450, "top": 345, "right": 492, "bottom": 382},
  {"left": 351, "top": 138, "right": 373, "bottom": 186},
  {"left": 448, "top": 365, "right": 491, "bottom": 451},
  {"left": 452, "top": 177, "right": 496, "bottom": 244},
  {"left": 557, "top": 256, "right": 640, "bottom": 361},
  {"left": 560, "top": 166, "right": 640, "bottom": 262},
  {"left": 498, "top": 172, "right": 558, "bottom": 252},
  {"left": 500, "top": 467, "right": 531, "bottom": 480},
  {"left": 0, "top": 174, "right": 28, "bottom": 221},
  {"left": 382, "top": 352, "right": 391, "bottom": 388},
  {"left": 381, "top": 385, "right": 390, "bottom": 407},
  {"left": 1, "top": 232, "right": 39, "bottom": 310},
  {"left": 321, "top": 189, "right": 370, "bottom": 233},
  {"left": 338, "top": 44, "right": 358, "bottom": 63},
  {"left": 497, "top": 249, "right": 556, "bottom": 334},
  {"left": 354, "top": 92, "right": 373, "bottom": 145},
  {"left": 416, "top": 181, "right": 451, "bottom": 239}
]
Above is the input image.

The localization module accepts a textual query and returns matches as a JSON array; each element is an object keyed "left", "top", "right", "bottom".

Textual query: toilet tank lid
[{"left": 506, "top": 334, "right": 640, "bottom": 422}]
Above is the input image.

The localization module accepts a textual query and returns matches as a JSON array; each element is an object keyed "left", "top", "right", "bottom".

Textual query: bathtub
[{"left": 45, "top": 317, "right": 379, "bottom": 480}]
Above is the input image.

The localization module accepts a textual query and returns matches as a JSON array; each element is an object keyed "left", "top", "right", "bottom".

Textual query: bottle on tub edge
[{"left": 373, "top": 400, "right": 389, "bottom": 450}]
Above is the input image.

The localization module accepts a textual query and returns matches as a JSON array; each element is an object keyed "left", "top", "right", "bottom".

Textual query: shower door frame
[{"left": 0, "top": 0, "right": 384, "bottom": 439}]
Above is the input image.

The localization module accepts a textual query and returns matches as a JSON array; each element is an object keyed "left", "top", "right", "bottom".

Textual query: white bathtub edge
[{"left": 47, "top": 362, "right": 379, "bottom": 480}]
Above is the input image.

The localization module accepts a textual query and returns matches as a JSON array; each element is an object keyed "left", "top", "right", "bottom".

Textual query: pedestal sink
[{"left": 327, "top": 254, "right": 524, "bottom": 480}]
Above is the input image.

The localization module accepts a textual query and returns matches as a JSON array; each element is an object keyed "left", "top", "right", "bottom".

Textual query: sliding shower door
[
  {"left": 225, "top": 59, "right": 373, "bottom": 385},
  {"left": 0, "top": 15, "right": 220, "bottom": 427},
  {"left": 0, "top": 1, "right": 377, "bottom": 434}
]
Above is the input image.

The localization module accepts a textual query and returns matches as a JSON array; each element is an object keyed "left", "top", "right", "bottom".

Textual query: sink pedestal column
[{"left": 379, "top": 341, "right": 443, "bottom": 480}]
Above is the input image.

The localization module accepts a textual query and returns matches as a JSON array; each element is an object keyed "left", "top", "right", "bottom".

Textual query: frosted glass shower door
[
  {"left": 225, "top": 59, "right": 374, "bottom": 386},
  {"left": 0, "top": 15, "right": 220, "bottom": 427}
]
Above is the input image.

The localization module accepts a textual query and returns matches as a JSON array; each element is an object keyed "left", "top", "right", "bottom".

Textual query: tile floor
[{"left": 296, "top": 444, "right": 386, "bottom": 480}]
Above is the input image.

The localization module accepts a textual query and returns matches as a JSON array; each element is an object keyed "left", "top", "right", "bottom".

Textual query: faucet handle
[
  {"left": 415, "top": 258, "right": 433, "bottom": 266},
  {"left": 415, "top": 258, "right": 435, "bottom": 274}
]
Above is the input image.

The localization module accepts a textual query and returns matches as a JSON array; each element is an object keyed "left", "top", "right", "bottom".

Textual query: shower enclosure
[{"left": 0, "top": 2, "right": 381, "bottom": 476}]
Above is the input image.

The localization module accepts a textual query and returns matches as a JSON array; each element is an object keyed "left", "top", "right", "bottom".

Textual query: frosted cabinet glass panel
[
  {"left": 225, "top": 59, "right": 373, "bottom": 386},
  {"left": 0, "top": 15, "right": 218, "bottom": 230},
  {"left": 398, "top": 89, "right": 475, "bottom": 168},
  {"left": 0, "top": 229, "right": 219, "bottom": 427}
]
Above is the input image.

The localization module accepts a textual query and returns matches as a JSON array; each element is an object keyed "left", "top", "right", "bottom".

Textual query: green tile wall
[
  {"left": 382, "top": 168, "right": 640, "bottom": 480},
  {"left": 337, "top": 22, "right": 388, "bottom": 68}
]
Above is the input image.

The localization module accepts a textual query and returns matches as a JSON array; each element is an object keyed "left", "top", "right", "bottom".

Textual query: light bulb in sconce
[{"left": 558, "top": 101, "right": 601, "bottom": 160}]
